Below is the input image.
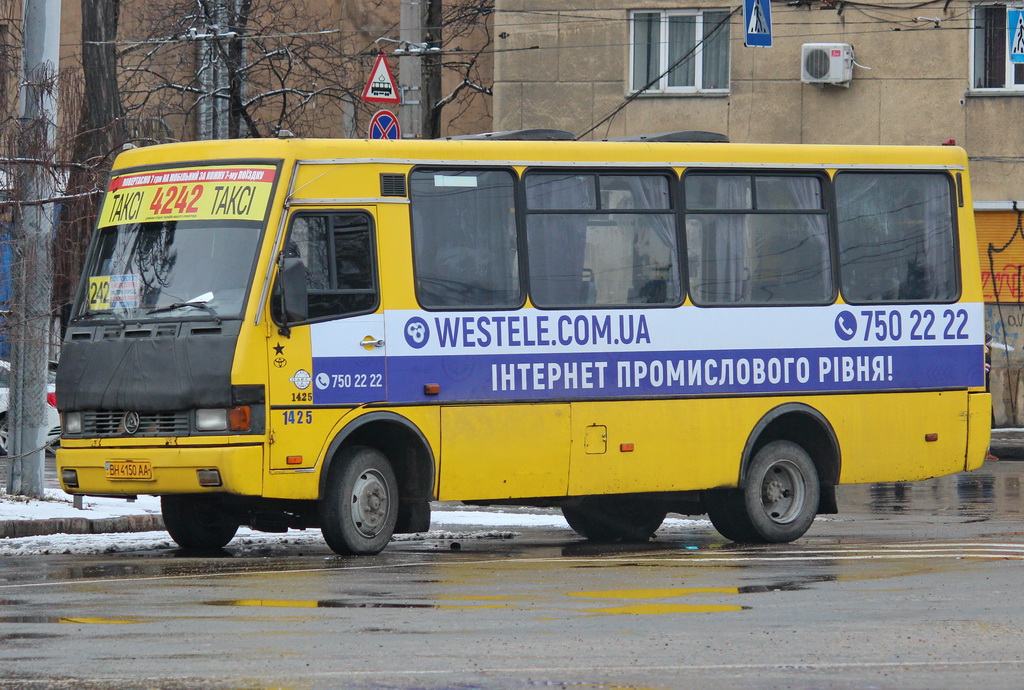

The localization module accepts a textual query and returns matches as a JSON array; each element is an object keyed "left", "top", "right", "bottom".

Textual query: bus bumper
[
  {"left": 966, "top": 392, "right": 992, "bottom": 472},
  {"left": 56, "top": 443, "right": 264, "bottom": 497}
]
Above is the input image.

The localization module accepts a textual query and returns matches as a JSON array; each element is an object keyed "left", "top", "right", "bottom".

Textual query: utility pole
[
  {"left": 398, "top": 0, "right": 424, "bottom": 139},
  {"left": 8, "top": 0, "right": 60, "bottom": 497},
  {"left": 398, "top": 0, "right": 443, "bottom": 139}
]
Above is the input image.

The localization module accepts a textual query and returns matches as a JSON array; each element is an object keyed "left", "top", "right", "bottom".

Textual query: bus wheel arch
[
  {"left": 741, "top": 403, "right": 841, "bottom": 514},
  {"left": 319, "top": 412, "right": 435, "bottom": 537},
  {"left": 706, "top": 404, "right": 840, "bottom": 544}
]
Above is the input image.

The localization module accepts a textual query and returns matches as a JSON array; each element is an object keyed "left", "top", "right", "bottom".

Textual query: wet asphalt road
[{"left": 1, "top": 462, "right": 1023, "bottom": 689}]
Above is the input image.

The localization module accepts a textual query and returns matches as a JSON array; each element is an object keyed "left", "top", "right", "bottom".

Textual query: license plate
[{"left": 104, "top": 461, "right": 153, "bottom": 480}]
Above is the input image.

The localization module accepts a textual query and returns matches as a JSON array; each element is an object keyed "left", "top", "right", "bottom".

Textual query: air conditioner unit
[{"left": 801, "top": 43, "right": 854, "bottom": 85}]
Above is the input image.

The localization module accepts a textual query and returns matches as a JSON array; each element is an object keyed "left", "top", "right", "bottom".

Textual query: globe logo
[{"left": 405, "top": 317, "right": 430, "bottom": 349}]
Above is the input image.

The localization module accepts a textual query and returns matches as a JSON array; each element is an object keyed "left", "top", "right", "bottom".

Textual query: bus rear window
[
  {"left": 835, "top": 172, "right": 959, "bottom": 303},
  {"left": 410, "top": 169, "right": 522, "bottom": 309}
]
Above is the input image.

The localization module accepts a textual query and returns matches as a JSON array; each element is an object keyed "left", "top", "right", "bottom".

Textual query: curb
[{"left": 0, "top": 514, "right": 164, "bottom": 539}]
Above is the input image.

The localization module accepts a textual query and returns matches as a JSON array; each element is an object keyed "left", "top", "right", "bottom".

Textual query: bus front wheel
[
  {"left": 320, "top": 446, "right": 398, "bottom": 556},
  {"left": 707, "top": 440, "right": 820, "bottom": 544},
  {"left": 562, "top": 497, "right": 666, "bottom": 542},
  {"left": 161, "top": 495, "right": 240, "bottom": 550}
]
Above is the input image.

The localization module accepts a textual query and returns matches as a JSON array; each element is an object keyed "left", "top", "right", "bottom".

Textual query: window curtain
[
  {"left": 526, "top": 175, "right": 593, "bottom": 306},
  {"left": 702, "top": 11, "right": 730, "bottom": 89}
]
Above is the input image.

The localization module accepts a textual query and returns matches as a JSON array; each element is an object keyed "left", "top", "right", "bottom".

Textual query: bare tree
[
  {"left": 54, "top": 0, "right": 126, "bottom": 313},
  {"left": 116, "top": 0, "right": 380, "bottom": 139},
  {"left": 432, "top": 0, "right": 493, "bottom": 137}
]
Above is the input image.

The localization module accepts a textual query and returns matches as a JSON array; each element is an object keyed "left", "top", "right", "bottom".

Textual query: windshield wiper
[{"left": 146, "top": 301, "right": 221, "bottom": 323}]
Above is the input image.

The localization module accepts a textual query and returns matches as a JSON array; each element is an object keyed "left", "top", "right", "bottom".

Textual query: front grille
[{"left": 83, "top": 411, "right": 190, "bottom": 437}]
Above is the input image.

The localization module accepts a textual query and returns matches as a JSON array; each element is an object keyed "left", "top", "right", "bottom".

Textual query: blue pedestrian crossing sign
[
  {"left": 1010, "top": 10, "right": 1024, "bottom": 63},
  {"left": 744, "top": 0, "right": 773, "bottom": 48}
]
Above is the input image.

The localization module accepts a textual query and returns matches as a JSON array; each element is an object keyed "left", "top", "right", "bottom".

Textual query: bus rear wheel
[
  {"left": 320, "top": 446, "right": 398, "bottom": 556},
  {"left": 707, "top": 440, "right": 820, "bottom": 544},
  {"left": 562, "top": 497, "right": 666, "bottom": 542},
  {"left": 161, "top": 494, "right": 240, "bottom": 550}
]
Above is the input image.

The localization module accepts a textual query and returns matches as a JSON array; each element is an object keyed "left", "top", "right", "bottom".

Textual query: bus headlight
[
  {"left": 63, "top": 412, "right": 82, "bottom": 434},
  {"left": 196, "top": 406, "right": 251, "bottom": 432},
  {"left": 196, "top": 408, "right": 228, "bottom": 431}
]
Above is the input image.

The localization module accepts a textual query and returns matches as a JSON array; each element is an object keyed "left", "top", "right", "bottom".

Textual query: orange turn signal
[
  {"left": 424, "top": 384, "right": 441, "bottom": 395},
  {"left": 228, "top": 406, "right": 252, "bottom": 431},
  {"left": 924, "top": 433, "right": 938, "bottom": 442},
  {"left": 286, "top": 456, "right": 303, "bottom": 465},
  {"left": 620, "top": 443, "right": 634, "bottom": 452}
]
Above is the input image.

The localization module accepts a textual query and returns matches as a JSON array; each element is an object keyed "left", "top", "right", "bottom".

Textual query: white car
[{"left": 0, "top": 359, "right": 61, "bottom": 455}]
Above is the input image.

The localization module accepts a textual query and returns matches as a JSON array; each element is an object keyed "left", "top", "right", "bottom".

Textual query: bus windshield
[{"left": 77, "top": 219, "right": 263, "bottom": 322}]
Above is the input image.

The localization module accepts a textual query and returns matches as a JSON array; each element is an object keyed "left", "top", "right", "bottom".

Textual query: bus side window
[
  {"left": 836, "top": 172, "right": 958, "bottom": 303},
  {"left": 410, "top": 169, "right": 522, "bottom": 309},
  {"left": 525, "top": 171, "right": 680, "bottom": 308},
  {"left": 274, "top": 212, "right": 378, "bottom": 324},
  {"left": 684, "top": 173, "right": 832, "bottom": 306}
]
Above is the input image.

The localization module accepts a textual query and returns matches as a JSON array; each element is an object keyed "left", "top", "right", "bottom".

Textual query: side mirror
[{"left": 276, "top": 257, "right": 308, "bottom": 324}]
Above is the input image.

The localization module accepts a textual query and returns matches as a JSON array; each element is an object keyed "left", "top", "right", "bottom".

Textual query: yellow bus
[{"left": 55, "top": 132, "right": 991, "bottom": 554}]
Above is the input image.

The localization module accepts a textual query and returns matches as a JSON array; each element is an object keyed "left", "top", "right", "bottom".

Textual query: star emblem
[{"left": 273, "top": 342, "right": 285, "bottom": 355}]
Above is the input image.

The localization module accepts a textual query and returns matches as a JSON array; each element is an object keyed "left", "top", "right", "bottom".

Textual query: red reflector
[
  {"left": 925, "top": 433, "right": 938, "bottom": 442},
  {"left": 424, "top": 383, "right": 440, "bottom": 395},
  {"left": 46, "top": 391, "right": 57, "bottom": 407},
  {"left": 620, "top": 443, "right": 634, "bottom": 452},
  {"left": 286, "top": 456, "right": 302, "bottom": 465}
]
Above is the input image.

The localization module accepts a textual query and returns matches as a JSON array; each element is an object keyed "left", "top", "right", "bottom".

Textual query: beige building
[{"left": 494, "top": 1, "right": 1024, "bottom": 426}]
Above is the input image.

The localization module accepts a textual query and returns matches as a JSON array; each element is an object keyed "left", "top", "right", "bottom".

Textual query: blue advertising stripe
[{"left": 313, "top": 345, "right": 983, "bottom": 404}]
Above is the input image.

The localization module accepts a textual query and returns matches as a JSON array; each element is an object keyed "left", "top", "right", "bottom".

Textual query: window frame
[
  {"left": 833, "top": 170, "right": 962, "bottom": 305},
  {"left": 278, "top": 210, "right": 380, "bottom": 325},
  {"left": 409, "top": 166, "right": 526, "bottom": 312},
  {"left": 970, "top": 2, "right": 1024, "bottom": 92},
  {"left": 523, "top": 168, "right": 684, "bottom": 310},
  {"left": 681, "top": 170, "right": 837, "bottom": 308},
  {"left": 629, "top": 9, "right": 732, "bottom": 95}
]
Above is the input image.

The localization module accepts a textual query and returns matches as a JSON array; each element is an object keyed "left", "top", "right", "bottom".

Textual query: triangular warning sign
[
  {"left": 748, "top": 0, "right": 769, "bottom": 34},
  {"left": 1013, "top": 15, "right": 1024, "bottom": 56},
  {"left": 362, "top": 53, "right": 401, "bottom": 104}
]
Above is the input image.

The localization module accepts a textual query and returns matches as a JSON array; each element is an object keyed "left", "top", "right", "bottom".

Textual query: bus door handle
[{"left": 360, "top": 336, "right": 385, "bottom": 350}]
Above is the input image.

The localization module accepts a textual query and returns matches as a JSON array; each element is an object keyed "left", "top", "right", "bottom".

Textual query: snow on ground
[
  {"left": 0, "top": 489, "right": 163, "bottom": 521},
  {"left": 0, "top": 489, "right": 711, "bottom": 557}
]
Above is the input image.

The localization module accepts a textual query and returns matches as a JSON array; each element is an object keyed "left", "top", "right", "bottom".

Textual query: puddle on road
[
  {"left": 208, "top": 599, "right": 436, "bottom": 609},
  {"left": 569, "top": 588, "right": 747, "bottom": 614},
  {"left": 209, "top": 578, "right": 827, "bottom": 617},
  {"left": 850, "top": 466, "right": 1023, "bottom": 517}
]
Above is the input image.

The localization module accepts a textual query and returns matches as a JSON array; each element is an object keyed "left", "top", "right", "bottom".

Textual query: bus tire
[
  {"left": 711, "top": 440, "right": 820, "bottom": 544},
  {"left": 562, "top": 497, "right": 666, "bottom": 542},
  {"left": 705, "top": 491, "right": 757, "bottom": 543},
  {"left": 161, "top": 495, "right": 240, "bottom": 550},
  {"left": 320, "top": 446, "right": 398, "bottom": 556}
]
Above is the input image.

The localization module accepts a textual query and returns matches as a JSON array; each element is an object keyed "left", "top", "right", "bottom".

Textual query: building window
[
  {"left": 972, "top": 4, "right": 1024, "bottom": 90},
  {"left": 631, "top": 10, "right": 731, "bottom": 94}
]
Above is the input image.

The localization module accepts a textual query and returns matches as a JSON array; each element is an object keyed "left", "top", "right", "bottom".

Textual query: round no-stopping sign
[{"left": 369, "top": 110, "right": 401, "bottom": 140}]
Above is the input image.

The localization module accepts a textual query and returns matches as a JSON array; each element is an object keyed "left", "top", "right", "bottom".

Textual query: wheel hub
[
  {"left": 350, "top": 470, "right": 390, "bottom": 537},
  {"left": 760, "top": 461, "right": 804, "bottom": 523}
]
